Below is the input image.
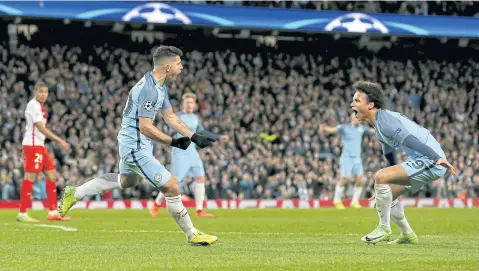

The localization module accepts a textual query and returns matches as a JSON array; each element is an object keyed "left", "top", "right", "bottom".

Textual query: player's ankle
[
  {"left": 380, "top": 224, "right": 391, "bottom": 230},
  {"left": 186, "top": 228, "right": 198, "bottom": 239}
]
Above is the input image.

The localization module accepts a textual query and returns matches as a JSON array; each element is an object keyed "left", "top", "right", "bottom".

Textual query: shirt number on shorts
[
  {"left": 406, "top": 160, "right": 425, "bottom": 169},
  {"left": 34, "top": 153, "right": 43, "bottom": 163}
]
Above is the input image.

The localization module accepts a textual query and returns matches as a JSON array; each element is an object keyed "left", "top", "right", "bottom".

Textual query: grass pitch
[{"left": 0, "top": 208, "right": 477, "bottom": 271}]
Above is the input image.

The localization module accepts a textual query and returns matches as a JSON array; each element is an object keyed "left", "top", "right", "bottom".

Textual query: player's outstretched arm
[
  {"left": 161, "top": 107, "right": 194, "bottom": 137},
  {"left": 319, "top": 124, "right": 338, "bottom": 134},
  {"left": 139, "top": 117, "right": 173, "bottom": 144},
  {"left": 34, "top": 122, "right": 70, "bottom": 151},
  {"left": 139, "top": 117, "right": 191, "bottom": 150},
  {"left": 197, "top": 119, "right": 227, "bottom": 142},
  {"left": 161, "top": 107, "right": 212, "bottom": 148}
]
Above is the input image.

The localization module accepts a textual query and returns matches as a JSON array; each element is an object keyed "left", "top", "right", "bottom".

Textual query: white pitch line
[
  {"left": 2, "top": 223, "right": 77, "bottom": 232},
  {"left": 3, "top": 223, "right": 78, "bottom": 231},
  {"left": 34, "top": 224, "right": 78, "bottom": 232},
  {"left": 2, "top": 224, "right": 444, "bottom": 238}
]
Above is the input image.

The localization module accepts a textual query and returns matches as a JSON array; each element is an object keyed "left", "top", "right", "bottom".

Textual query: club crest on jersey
[
  {"left": 143, "top": 101, "right": 153, "bottom": 111},
  {"left": 393, "top": 128, "right": 402, "bottom": 140},
  {"left": 154, "top": 173, "right": 162, "bottom": 182},
  {"left": 391, "top": 128, "right": 402, "bottom": 146}
]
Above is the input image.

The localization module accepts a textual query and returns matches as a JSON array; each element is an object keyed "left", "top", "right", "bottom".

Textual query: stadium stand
[{"left": 0, "top": 19, "right": 477, "bottom": 202}]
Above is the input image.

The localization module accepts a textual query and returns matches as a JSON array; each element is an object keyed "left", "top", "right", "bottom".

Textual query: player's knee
[
  {"left": 161, "top": 177, "right": 180, "bottom": 197},
  {"left": 196, "top": 176, "right": 206, "bottom": 183},
  {"left": 24, "top": 173, "right": 37, "bottom": 182},
  {"left": 45, "top": 170, "right": 56, "bottom": 180},
  {"left": 374, "top": 170, "right": 388, "bottom": 185},
  {"left": 120, "top": 174, "right": 140, "bottom": 188},
  {"left": 339, "top": 177, "right": 349, "bottom": 185},
  {"left": 355, "top": 176, "right": 365, "bottom": 186}
]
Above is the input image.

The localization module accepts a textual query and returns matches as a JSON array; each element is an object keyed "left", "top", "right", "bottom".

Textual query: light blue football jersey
[
  {"left": 337, "top": 124, "right": 367, "bottom": 158},
  {"left": 117, "top": 71, "right": 171, "bottom": 150},
  {"left": 375, "top": 109, "right": 445, "bottom": 158}
]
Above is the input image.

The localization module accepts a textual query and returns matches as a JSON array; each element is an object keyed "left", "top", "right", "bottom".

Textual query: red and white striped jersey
[{"left": 22, "top": 98, "right": 47, "bottom": 146}]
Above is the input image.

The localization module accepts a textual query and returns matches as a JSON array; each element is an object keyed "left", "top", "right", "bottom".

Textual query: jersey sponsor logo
[
  {"left": 143, "top": 101, "right": 153, "bottom": 111},
  {"left": 154, "top": 173, "right": 162, "bottom": 182}
]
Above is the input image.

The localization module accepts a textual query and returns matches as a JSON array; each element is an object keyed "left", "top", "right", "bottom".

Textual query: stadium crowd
[
  {"left": 0, "top": 25, "right": 478, "bottom": 202},
  {"left": 182, "top": 1, "right": 479, "bottom": 17}
]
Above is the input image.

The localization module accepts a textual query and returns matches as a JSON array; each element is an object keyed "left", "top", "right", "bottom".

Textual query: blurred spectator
[{"left": 1, "top": 169, "right": 14, "bottom": 200}]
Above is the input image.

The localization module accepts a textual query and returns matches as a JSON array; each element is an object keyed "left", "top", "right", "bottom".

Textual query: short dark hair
[
  {"left": 152, "top": 46, "right": 183, "bottom": 66},
  {"left": 352, "top": 81, "right": 386, "bottom": 109}
]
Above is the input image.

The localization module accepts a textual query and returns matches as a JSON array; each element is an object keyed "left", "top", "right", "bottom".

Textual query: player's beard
[{"left": 167, "top": 72, "right": 178, "bottom": 82}]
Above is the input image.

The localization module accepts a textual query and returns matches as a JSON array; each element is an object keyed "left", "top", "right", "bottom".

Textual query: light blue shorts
[
  {"left": 340, "top": 156, "right": 364, "bottom": 178},
  {"left": 171, "top": 154, "right": 205, "bottom": 182},
  {"left": 118, "top": 145, "right": 171, "bottom": 189},
  {"left": 401, "top": 155, "right": 447, "bottom": 193}
]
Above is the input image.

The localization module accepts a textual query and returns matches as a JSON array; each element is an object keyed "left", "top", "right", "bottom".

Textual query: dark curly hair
[{"left": 352, "top": 81, "right": 386, "bottom": 109}]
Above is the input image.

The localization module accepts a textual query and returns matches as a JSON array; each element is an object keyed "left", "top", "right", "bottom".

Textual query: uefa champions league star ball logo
[
  {"left": 122, "top": 3, "right": 192, "bottom": 24},
  {"left": 324, "top": 13, "right": 389, "bottom": 34},
  {"left": 143, "top": 101, "right": 153, "bottom": 112}
]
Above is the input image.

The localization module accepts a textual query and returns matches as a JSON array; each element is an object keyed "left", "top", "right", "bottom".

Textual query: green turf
[{"left": 0, "top": 208, "right": 478, "bottom": 271}]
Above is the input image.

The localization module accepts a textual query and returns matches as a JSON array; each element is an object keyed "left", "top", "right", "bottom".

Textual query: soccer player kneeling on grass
[
  {"left": 58, "top": 46, "right": 218, "bottom": 246},
  {"left": 350, "top": 81, "right": 457, "bottom": 245}
]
